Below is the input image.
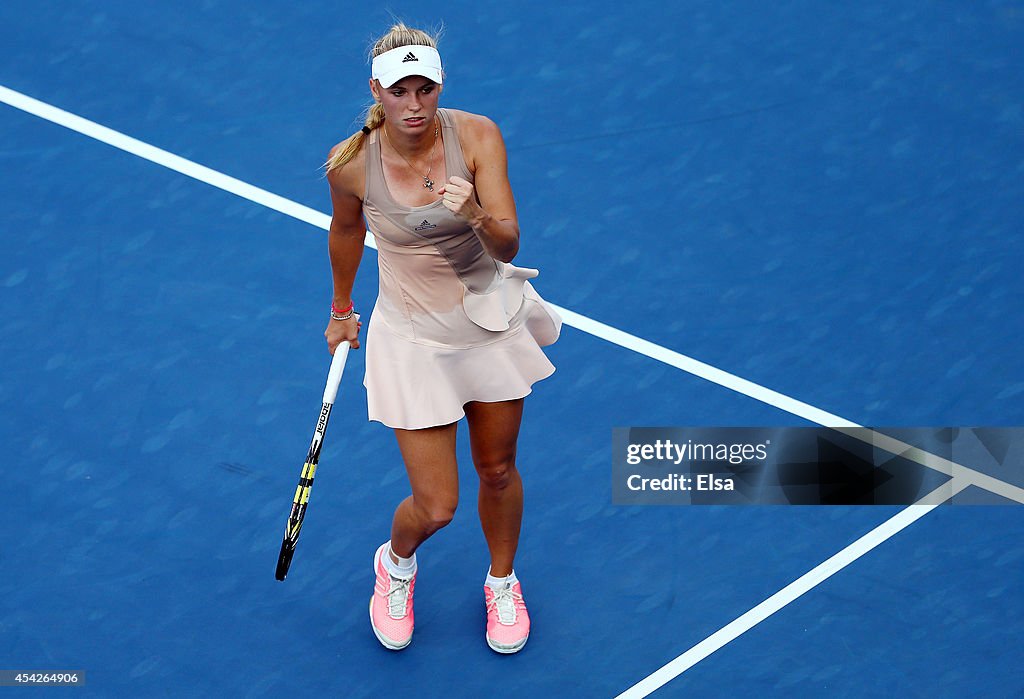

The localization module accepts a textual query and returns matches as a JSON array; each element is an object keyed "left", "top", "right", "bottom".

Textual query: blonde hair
[{"left": 324, "top": 23, "right": 441, "bottom": 174}]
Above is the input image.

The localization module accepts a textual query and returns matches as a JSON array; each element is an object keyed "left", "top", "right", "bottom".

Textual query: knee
[
  {"left": 417, "top": 500, "right": 457, "bottom": 532},
  {"left": 477, "top": 457, "right": 516, "bottom": 492}
]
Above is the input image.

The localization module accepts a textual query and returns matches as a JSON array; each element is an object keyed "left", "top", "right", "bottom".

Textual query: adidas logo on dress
[
  {"left": 414, "top": 220, "right": 437, "bottom": 231},
  {"left": 401, "top": 52, "right": 418, "bottom": 63}
]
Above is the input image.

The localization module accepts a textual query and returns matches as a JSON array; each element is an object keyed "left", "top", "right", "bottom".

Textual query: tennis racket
[{"left": 275, "top": 337, "right": 353, "bottom": 581}]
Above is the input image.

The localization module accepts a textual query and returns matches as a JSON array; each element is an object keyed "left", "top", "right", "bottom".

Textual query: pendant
[{"left": 423, "top": 177, "right": 435, "bottom": 191}]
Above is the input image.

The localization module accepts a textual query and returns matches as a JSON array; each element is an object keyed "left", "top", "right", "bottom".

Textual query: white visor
[{"left": 371, "top": 45, "right": 443, "bottom": 88}]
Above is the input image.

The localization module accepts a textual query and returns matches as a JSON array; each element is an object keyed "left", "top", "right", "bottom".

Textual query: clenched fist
[{"left": 437, "top": 176, "right": 482, "bottom": 222}]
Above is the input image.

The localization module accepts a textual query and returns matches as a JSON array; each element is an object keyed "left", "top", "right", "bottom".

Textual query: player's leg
[
  {"left": 465, "top": 398, "right": 531, "bottom": 654},
  {"left": 390, "top": 422, "right": 460, "bottom": 558},
  {"left": 369, "top": 421, "right": 458, "bottom": 651},
  {"left": 465, "top": 398, "right": 524, "bottom": 576}
]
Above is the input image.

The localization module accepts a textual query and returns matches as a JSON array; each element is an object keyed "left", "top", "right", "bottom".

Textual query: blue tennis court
[{"left": 1, "top": 2, "right": 1021, "bottom": 696}]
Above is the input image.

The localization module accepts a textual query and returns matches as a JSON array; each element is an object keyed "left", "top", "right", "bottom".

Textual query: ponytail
[{"left": 325, "top": 102, "right": 386, "bottom": 173}]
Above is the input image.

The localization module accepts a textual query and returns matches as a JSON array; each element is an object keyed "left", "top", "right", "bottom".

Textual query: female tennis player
[{"left": 323, "top": 23, "right": 561, "bottom": 654}]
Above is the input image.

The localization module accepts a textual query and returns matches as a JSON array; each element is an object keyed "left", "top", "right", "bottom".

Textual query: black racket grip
[{"left": 275, "top": 541, "right": 296, "bottom": 581}]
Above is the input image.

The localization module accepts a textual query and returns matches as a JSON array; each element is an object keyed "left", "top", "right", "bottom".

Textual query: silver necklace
[{"left": 383, "top": 120, "right": 439, "bottom": 191}]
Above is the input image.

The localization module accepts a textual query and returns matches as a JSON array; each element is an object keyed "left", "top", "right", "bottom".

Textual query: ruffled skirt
[{"left": 364, "top": 290, "right": 558, "bottom": 429}]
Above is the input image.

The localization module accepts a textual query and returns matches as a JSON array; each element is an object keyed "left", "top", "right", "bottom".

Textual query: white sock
[
  {"left": 485, "top": 568, "right": 518, "bottom": 590},
  {"left": 382, "top": 541, "right": 416, "bottom": 578}
]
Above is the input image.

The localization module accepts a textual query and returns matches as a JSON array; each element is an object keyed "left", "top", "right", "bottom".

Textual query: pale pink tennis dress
[{"left": 361, "top": 109, "right": 561, "bottom": 429}]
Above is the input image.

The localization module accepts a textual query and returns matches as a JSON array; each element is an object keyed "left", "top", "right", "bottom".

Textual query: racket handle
[{"left": 323, "top": 342, "right": 351, "bottom": 404}]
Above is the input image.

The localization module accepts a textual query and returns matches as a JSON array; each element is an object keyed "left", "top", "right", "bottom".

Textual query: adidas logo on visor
[{"left": 401, "top": 52, "right": 418, "bottom": 63}]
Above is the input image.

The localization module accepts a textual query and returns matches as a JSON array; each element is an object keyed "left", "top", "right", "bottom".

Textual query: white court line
[
  {"left": 554, "top": 307, "right": 1024, "bottom": 505},
  {"left": 615, "top": 478, "right": 971, "bottom": 698},
  {"left": 3, "top": 83, "right": 1021, "bottom": 504},
  {"left": 0, "top": 84, "right": 376, "bottom": 249},
  {"left": 3, "top": 83, "right": 1020, "bottom": 695}
]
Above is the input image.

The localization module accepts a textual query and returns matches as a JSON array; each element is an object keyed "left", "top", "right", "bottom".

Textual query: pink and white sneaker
[
  {"left": 369, "top": 543, "right": 415, "bottom": 650},
  {"left": 484, "top": 580, "right": 530, "bottom": 653}
]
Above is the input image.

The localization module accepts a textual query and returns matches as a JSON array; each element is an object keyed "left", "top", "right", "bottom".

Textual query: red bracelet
[{"left": 331, "top": 300, "right": 354, "bottom": 315}]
